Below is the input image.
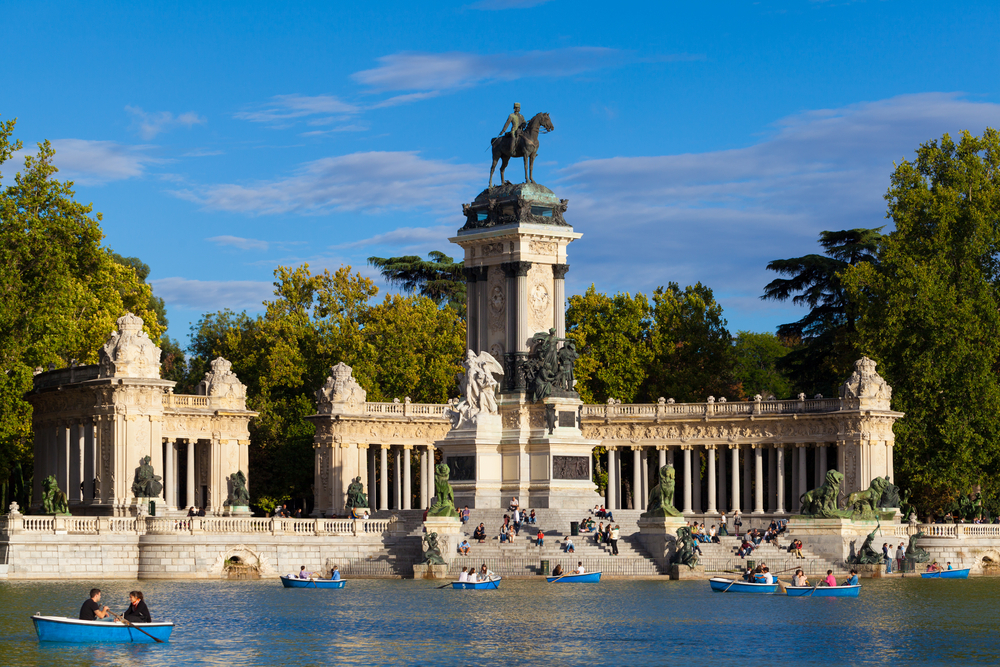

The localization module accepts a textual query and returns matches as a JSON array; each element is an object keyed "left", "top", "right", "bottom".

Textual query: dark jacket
[{"left": 123, "top": 599, "right": 152, "bottom": 623}]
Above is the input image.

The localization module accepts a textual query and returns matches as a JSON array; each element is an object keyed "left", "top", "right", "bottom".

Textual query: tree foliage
[
  {"left": 0, "top": 117, "right": 164, "bottom": 507},
  {"left": 367, "top": 251, "right": 466, "bottom": 310},
  {"left": 732, "top": 331, "right": 793, "bottom": 399},
  {"left": 843, "top": 128, "right": 1000, "bottom": 516},
  {"left": 762, "top": 228, "right": 882, "bottom": 397},
  {"left": 187, "top": 264, "right": 467, "bottom": 510}
]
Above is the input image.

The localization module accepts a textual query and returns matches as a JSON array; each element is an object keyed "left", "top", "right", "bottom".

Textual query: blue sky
[{"left": 2, "top": 0, "right": 998, "bottom": 344}]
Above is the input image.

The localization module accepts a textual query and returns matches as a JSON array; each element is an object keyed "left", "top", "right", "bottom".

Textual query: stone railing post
[
  {"left": 955, "top": 524, "right": 965, "bottom": 539},
  {"left": 706, "top": 396, "right": 715, "bottom": 416},
  {"left": 4, "top": 515, "right": 23, "bottom": 535},
  {"left": 54, "top": 515, "right": 68, "bottom": 534},
  {"left": 270, "top": 517, "right": 283, "bottom": 536},
  {"left": 96, "top": 516, "right": 110, "bottom": 534},
  {"left": 655, "top": 397, "right": 666, "bottom": 422},
  {"left": 351, "top": 519, "right": 360, "bottom": 536},
  {"left": 190, "top": 517, "right": 203, "bottom": 534},
  {"left": 403, "top": 396, "right": 411, "bottom": 417},
  {"left": 314, "top": 518, "right": 322, "bottom": 535}
]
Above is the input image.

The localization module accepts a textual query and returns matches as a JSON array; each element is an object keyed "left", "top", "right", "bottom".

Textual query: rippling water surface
[{"left": 1, "top": 577, "right": 998, "bottom": 666}]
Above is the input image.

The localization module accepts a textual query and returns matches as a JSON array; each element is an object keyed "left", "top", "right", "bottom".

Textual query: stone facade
[{"left": 27, "top": 314, "right": 257, "bottom": 516}]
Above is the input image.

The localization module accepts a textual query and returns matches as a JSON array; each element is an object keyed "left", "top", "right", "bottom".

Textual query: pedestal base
[
  {"left": 412, "top": 564, "right": 451, "bottom": 580},
  {"left": 423, "top": 516, "right": 463, "bottom": 565},
  {"left": 786, "top": 515, "right": 902, "bottom": 563},
  {"left": 637, "top": 516, "right": 689, "bottom": 572},
  {"left": 670, "top": 563, "right": 706, "bottom": 580},
  {"left": 224, "top": 505, "right": 251, "bottom": 517}
]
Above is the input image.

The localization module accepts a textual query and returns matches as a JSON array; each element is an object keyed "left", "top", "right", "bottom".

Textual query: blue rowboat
[
  {"left": 452, "top": 577, "right": 501, "bottom": 590},
  {"left": 280, "top": 575, "right": 346, "bottom": 589},
  {"left": 32, "top": 615, "right": 173, "bottom": 643},
  {"left": 709, "top": 577, "right": 778, "bottom": 594},
  {"left": 921, "top": 568, "right": 970, "bottom": 579},
  {"left": 546, "top": 571, "right": 602, "bottom": 583},
  {"left": 785, "top": 584, "right": 861, "bottom": 597}
]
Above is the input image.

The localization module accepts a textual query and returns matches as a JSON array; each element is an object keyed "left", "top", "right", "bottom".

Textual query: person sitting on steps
[{"left": 473, "top": 523, "right": 487, "bottom": 543}]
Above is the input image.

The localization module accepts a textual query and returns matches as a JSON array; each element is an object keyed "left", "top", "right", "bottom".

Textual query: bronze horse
[{"left": 489, "top": 112, "right": 553, "bottom": 188}]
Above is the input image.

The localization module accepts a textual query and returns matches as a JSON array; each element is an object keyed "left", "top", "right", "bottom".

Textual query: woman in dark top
[{"left": 123, "top": 590, "right": 152, "bottom": 623}]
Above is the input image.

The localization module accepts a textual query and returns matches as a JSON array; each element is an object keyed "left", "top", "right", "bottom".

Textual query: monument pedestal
[
  {"left": 786, "top": 515, "right": 902, "bottom": 563},
  {"left": 224, "top": 505, "right": 251, "bottom": 517},
  {"left": 436, "top": 415, "right": 504, "bottom": 509},
  {"left": 637, "top": 515, "right": 689, "bottom": 572},
  {"left": 412, "top": 564, "right": 451, "bottom": 580},
  {"left": 423, "top": 516, "right": 463, "bottom": 566}
]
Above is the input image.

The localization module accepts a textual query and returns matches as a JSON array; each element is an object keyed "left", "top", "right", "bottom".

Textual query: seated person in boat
[
  {"left": 458, "top": 539, "right": 471, "bottom": 555},
  {"left": 123, "top": 591, "right": 152, "bottom": 623},
  {"left": 792, "top": 569, "right": 808, "bottom": 587},
  {"left": 760, "top": 567, "right": 774, "bottom": 584},
  {"left": 458, "top": 567, "right": 470, "bottom": 583},
  {"left": 946, "top": 562, "right": 953, "bottom": 570},
  {"left": 844, "top": 569, "right": 859, "bottom": 585},
  {"left": 473, "top": 523, "right": 487, "bottom": 543},
  {"left": 742, "top": 565, "right": 754, "bottom": 582},
  {"left": 552, "top": 564, "right": 563, "bottom": 577},
  {"left": 479, "top": 564, "right": 494, "bottom": 581},
  {"left": 79, "top": 588, "right": 111, "bottom": 621},
  {"left": 330, "top": 566, "right": 341, "bottom": 581},
  {"left": 576, "top": 562, "right": 585, "bottom": 574},
  {"left": 298, "top": 566, "right": 314, "bottom": 579},
  {"left": 926, "top": 562, "right": 941, "bottom": 573},
  {"left": 823, "top": 570, "right": 837, "bottom": 587}
]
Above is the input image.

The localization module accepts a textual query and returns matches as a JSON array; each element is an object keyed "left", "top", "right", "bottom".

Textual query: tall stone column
[
  {"left": 730, "top": 446, "right": 741, "bottom": 513},
  {"left": 552, "top": 264, "right": 569, "bottom": 339},
  {"left": 83, "top": 421, "right": 96, "bottom": 503},
  {"left": 706, "top": 446, "right": 717, "bottom": 514},
  {"left": 379, "top": 445, "right": 389, "bottom": 511},
  {"left": 420, "top": 447, "right": 429, "bottom": 509},
  {"left": 606, "top": 448, "right": 617, "bottom": 511},
  {"left": 58, "top": 423, "right": 70, "bottom": 500},
  {"left": 515, "top": 262, "right": 532, "bottom": 354},
  {"left": 632, "top": 447, "right": 642, "bottom": 511},
  {"left": 753, "top": 446, "right": 764, "bottom": 514},
  {"left": 394, "top": 447, "right": 403, "bottom": 510},
  {"left": 775, "top": 445, "right": 786, "bottom": 514},
  {"left": 640, "top": 448, "right": 649, "bottom": 509},
  {"left": 70, "top": 423, "right": 83, "bottom": 504},
  {"left": 718, "top": 444, "right": 727, "bottom": 512},
  {"left": 464, "top": 268, "right": 478, "bottom": 352},
  {"left": 402, "top": 446, "right": 412, "bottom": 510},
  {"left": 691, "top": 446, "right": 701, "bottom": 513},
  {"left": 186, "top": 440, "right": 196, "bottom": 509},
  {"left": 797, "top": 444, "right": 808, "bottom": 511},
  {"left": 682, "top": 447, "right": 693, "bottom": 514},
  {"left": 165, "top": 439, "right": 175, "bottom": 509},
  {"left": 658, "top": 447, "right": 666, "bottom": 470},
  {"left": 767, "top": 446, "right": 776, "bottom": 512}
]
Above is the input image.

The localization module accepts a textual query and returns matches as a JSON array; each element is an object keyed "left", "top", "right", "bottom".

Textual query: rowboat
[
  {"left": 280, "top": 575, "right": 347, "bottom": 589},
  {"left": 709, "top": 577, "right": 779, "bottom": 594},
  {"left": 452, "top": 577, "right": 501, "bottom": 590},
  {"left": 785, "top": 584, "right": 861, "bottom": 597},
  {"left": 31, "top": 615, "right": 174, "bottom": 643},
  {"left": 921, "top": 568, "right": 971, "bottom": 579},
  {"left": 546, "top": 571, "right": 602, "bottom": 583}
]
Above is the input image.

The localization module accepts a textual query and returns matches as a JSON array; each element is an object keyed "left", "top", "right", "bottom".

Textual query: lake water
[{"left": 1, "top": 577, "right": 998, "bottom": 666}]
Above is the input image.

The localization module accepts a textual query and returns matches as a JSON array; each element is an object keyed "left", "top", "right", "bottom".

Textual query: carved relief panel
[{"left": 527, "top": 263, "right": 552, "bottom": 334}]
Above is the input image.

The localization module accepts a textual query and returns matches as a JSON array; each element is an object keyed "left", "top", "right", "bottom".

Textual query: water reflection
[{"left": 1, "top": 578, "right": 998, "bottom": 665}]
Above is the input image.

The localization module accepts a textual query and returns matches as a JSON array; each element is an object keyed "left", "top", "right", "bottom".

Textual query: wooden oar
[
  {"left": 548, "top": 573, "right": 569, "bottom": 583},
  {"left": 435, "top": 581, "right": 455, "bottom": 589},
  {"left": 488, "top": 577, "right": 500, "bottom": 589},
  {"left": 721, "top": 578, "right": 740, "bottom": 592},
  {"left": 109, "top": 610, "right": 163, "bottom": 643},
  {"left": 806, "top": 583, "right": 820, "bottom": 597}
]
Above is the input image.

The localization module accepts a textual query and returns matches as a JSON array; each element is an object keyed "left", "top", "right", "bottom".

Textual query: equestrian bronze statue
[{"left": 489, "top": 107, "right": 554, "bottom": 188}]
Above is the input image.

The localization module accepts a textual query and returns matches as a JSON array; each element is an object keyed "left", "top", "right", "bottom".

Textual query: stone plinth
[
  {"left": 412, "top": 564, "right": 451, "bottom": 580},
  {"left": 225, "top": 505, "right": 251, "bottom": 517},
  {"left": 637, "top": 515, "right": 689, "bottom": 571},
  {"left": 670, "top": 563, "right": 706, "bottom": 580},
  {"left": 786, "top": 515, "right": 900, "bottom": 563},
  {"left": 436, "top": 415, "right": 504, "bottom": 509},
  {"left": 423, "top": 516, "right": 463, "bottom": 565}
]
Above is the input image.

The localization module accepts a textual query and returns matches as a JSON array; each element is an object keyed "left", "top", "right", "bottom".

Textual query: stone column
[
  {"left": 658, "top": 448, "right": 666, "bottom": 470},
  {"left": 718, "top": 444, "right": 727, "bottom": 512},
  {"left": 515, "top": 262, "right": 532, "bottom": 353},
  {"left": 420, "top": 447, "right": 429, "bottom": 509},
  {"left": 379, "top": 445, "right": 389, "bottom": 511},
  {"left": 753, "top": 446, "right": 764, "bottom": 514},
  {"left": 691, "top": 446, "right": 701, "bottom": 514},
  {"left": 164, "top": 440, "right": 175, "bottom": 509},
  {"left": 402, "top": 446, "right": 412, "bottom": 510},
  {"left": 632, "top": 447, "right": 642, "bottom": 512},
  {"left": 464, "top": 268, "right": 478, "bottom": 352},
  {"left": 552, "top": 264, "right": 569, "bottom": 338},
  {"left": 767, "top": 446, "right": 776, "bottom": 512},
  {"left": 730, "top": 446, "right": 741, "bottom": 513},
  {"left": 775, "top": 445, "right": 786, "bottom": 514},
  {"left": 797, "top": 444, "right": 808, "bottom": 511},
  {"left": 682, "top": 447, "right": 693, "bottom": 514},
  {"left": 186, "top": 440, "right": 196, "bottom": 509},
  {"left": 69, "top": 423, "right": 83, "bottom": 504},
  {"left": 706, "top": 446, "right": 717, "bottom": 514},
  {"left": 83, "top": 421, "right": 95, "bottom": 503},
  {"left": 394, "top": 447, "right": 403, "bottom": 510},
  {"left": 606, "top": 448, "right": 617, "bottom": 511},
  {"left": 58, "top": 423, "right": 70, "bottom": 500},
  {"left": 640, "top": 448, "right": 649, "bottom": 509}
]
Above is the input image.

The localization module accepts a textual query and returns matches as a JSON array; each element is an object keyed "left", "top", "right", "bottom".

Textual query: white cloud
[
  {"left": 558, "top": 92, "right": 1000, "bottom": 326},
  {"left": 149, "top": 277, "right": 274, "bottom": 310},
  {"left": 235, "top": 94, "right": 359, "bottom": 124},
  {"left": 352, "top": 47, "right": 630, "bottom": 92},
  {"left": 332, "top": 225, "right": 456, "bottom": 250},
  {"left": 172, "top": 151, "right": 476, "bottom": 216},
  {"left": 47, "top": 139, "right": 161, "bottom": 185},
  {"left": 126, "top": 106, "right": 206, "bottom": 140},
  {"left": 208, "top": 235, "right": 269, "bottom": 251}
]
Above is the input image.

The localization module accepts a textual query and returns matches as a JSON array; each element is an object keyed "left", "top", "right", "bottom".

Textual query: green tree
[
  {"left": 0, "top": 117, "right": 164, "bottom": 508},
  {"left": 367, "top": 251, "right": 465, "bottom": 310},
  {"left": 647, "top": 282, "right": 737, "bottom": 402},
  {"left": 843, "top": 128, "right": 1000, "bottom": 516},
  {"left": 565, "top": 286, "right": 652, "bottom": 403},
  {"left": 732, "top": 331, "right": 793, "bottom": 399},
  {"left": 762, "top": 228, "right": 882, "bottom": 397}
]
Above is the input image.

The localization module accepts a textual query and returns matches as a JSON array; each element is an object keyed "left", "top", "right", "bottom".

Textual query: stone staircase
[{"left": 694, "top": 533, "right": 850, "bottom": 576}]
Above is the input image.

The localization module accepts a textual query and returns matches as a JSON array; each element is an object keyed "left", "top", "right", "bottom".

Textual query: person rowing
[
  {"left": 79, "top": 588, "right": 111, "bottom": 621},
  {"left": 122, "top": 591, "right": 152, "bottom": 624}
]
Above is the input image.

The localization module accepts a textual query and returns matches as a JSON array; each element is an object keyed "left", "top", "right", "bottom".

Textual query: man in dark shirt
[{"left": 79, "top": 588, "right": 110, "bottom": 620}]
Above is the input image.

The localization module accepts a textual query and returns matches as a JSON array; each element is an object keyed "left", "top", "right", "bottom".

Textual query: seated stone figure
[
  {"left": 422, "top": 532, "right": 446, "bottom": 565},
  {"left": 345, "top": 476, "right": 368, "bottom": 509},
  {"left": 641, "top": 465, "right": 682, "bottom": 518},
  {"left": 131, "top": 456, "right": 163, "bottom": 498}
]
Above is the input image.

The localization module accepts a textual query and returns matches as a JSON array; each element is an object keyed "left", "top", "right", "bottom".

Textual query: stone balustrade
[
  {"left": 1, "top": 515, "right": 396, "bottom": 537},
  {"left": 581, "top": 396, "right": 848, "bottom": 420}
]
